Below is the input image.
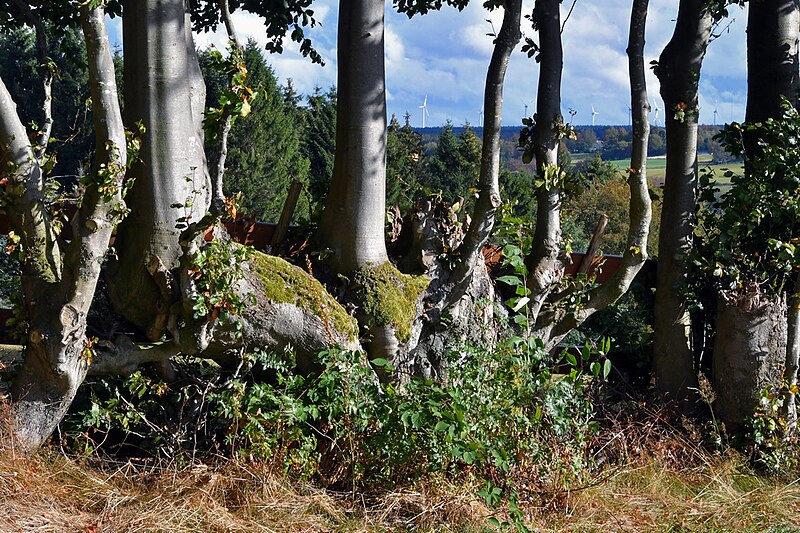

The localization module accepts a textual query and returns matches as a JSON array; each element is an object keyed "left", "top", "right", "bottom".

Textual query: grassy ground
[
  {"left": 2, "top": 415, "right": 800, "bottom": 532},
  {"left": 604, "top": 154, "right": 745, "bottom": 188}
]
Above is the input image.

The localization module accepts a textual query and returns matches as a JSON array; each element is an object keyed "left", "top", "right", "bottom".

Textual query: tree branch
[
  {"left": 440, "top": 0, "right": 522, "bottom": 310},
  {"left": 210, "top": 0, "right": 245, "bottom": 217},
  {"left": 59, "top": 4, "right": 129, "bottom": 314},
  {"left": 0, "top": 74, "right": 60, "bottom": 287},
  {"left": 541, "top": 0, "right": 652, "bottom": 345},
  {"left": 88, "top": 337, "right": 180, "bottom": 377},
  {"left": 10, "top": 0, "right": 53, "bottom": 158}
]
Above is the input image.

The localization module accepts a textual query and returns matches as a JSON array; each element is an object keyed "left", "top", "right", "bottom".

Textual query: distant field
[{"left": 603, "top": 154, "right": 744, "bottom": 188}]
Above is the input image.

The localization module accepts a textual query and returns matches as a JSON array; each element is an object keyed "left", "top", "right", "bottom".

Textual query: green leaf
[
  {"left": 511, "top": 296, "right": 529, "bottom": 312},
  {"left": 435, "top": 420, "right": 450, "bottom": 432},
  {"left": 603, "top": 358, "right": 612, "bottom": 380},
  {"left": 497, "top": 275, "right": 522, "bottom": 286},
  {"left": 565, "top": 352, "right": 577, "bottom": 367}
]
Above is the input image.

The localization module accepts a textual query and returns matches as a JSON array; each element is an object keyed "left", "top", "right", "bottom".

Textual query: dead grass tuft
[{"left": 0, "top": 449, "right": 491, "bottom": 532}]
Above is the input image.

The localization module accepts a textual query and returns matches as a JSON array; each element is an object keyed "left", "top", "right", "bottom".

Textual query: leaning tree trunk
[
  {"left": 7, "top": 5, "right": 128, "bottom": 450},
  {"left": 713, "top": 289, "right": 788, "bottom": 431},
  {"left": 652, "top": 0, "right": 713, "bottom": 403},
  {"left": 109, "top": 0, "right": 211, "bottom": 340},
  {"left": 402, "top": 0, "right": 522, "bottom": 379}
]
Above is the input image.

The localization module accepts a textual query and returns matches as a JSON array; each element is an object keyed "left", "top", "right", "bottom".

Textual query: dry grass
[
  {"left": 0, "top": 447, "right": 490, "bottom": 532},
  {"left": 2, "top": 401, "right": 800, "bottom": 532},
  {"left": 524, "top": 457, "right": 800, "bottom": 532}
]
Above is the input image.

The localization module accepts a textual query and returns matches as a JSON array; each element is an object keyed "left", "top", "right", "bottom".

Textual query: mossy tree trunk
[
  {"left": 317, "top": 0, "right": 389, "bottom": 274},
  {"left": 5, "top": 5, "right": 129, "bottom": 450},
  {"left": 2, "top": 0, "right": 363, "bottom": 450}
]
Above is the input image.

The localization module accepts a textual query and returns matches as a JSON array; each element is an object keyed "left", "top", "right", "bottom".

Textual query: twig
[{"left": 561, "top": 0, "right": 579, "bottom": 34}]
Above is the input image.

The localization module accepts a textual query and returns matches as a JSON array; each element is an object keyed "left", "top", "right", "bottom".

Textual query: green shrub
[{"left": 65, "top": 334, "right": 604, "bottom": 529}]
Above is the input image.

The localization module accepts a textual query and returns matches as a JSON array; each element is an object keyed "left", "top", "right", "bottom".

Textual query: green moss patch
[
  {"left": 251, "top": 252, "right": 358, "bottom": 341},
  {"left": 352, "top": 262, "right": 430, "bottom": 343}
]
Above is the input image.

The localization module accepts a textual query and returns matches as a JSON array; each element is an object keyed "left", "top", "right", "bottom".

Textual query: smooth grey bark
[
  {"left": 713, "top": 290, "right": 788, "bottom": 431},
  {"left": 110, "top": 0, "right": 211, "bottom": 339},
  {"left": 437, "top": 0, "right": 522, "bottom": 311},
  {"left": 786, "top": 276, "right": 800, "bottom": 427},
  {"left": 746, "top": 0, "right": 800, "bottom": 124},
  {"left": 318, "top": 0, "right": 389, "bottom": 274},
  {"left": 743, "top": 0, "right": 800, "bottom": 427},
  {"left": 652, "top": 0, "right": 713, "bottom": 402},
  {"left": 358, "top": 0, "right": 520, "bottom": 378},
  {"left": 535, "top": 0, "right": 652, "bottom": 347},
  {"left": 526, "top": 0, "right": 564, "bottom": 325},
  {"left": 9, "top": 5, "right": 128, "bottom": 450}
]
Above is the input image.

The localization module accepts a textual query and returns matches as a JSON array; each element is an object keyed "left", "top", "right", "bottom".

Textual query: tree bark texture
[
  {"left": 786, "top": 275, "right": 800, "bottom": 428},
  {"left": 318, "top": 0, "right": 389, "bottom": 273},
  {"left": 652, "top": 0, "right": 713, "bottom": 402},
  {"left": 10, "top": 5, "right": 128, "bottom": 450},
  {"left": 111, "top": 0, "right": 210, "bottom": 339},
  {"left": 746, "top": 0, "right": 800, "bottom": 123},
  {"left": 713, "top": 290, "right": 788, "bottom": 432},
  {"left": 440, "top": 0, "right": 522, "bottom": 310},
  {"left": 535, "top": 0, "right": 652, "bottom": 348},
  {"left": 527, "top": 0, "right": 564, "bottom": 325}
]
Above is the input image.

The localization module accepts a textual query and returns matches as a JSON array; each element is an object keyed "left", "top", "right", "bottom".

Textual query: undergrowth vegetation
[
  {"left": 4, "top": 378, "right": 800, "bottom": 531},
  {"left": 56, "top": 334, "right": 605, "bottom": 529}
]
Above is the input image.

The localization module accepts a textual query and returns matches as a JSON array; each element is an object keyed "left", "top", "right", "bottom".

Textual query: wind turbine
[
  {"left": 653, "top": 103, "right": 660, "bottom": 126},
  {"left": 419, "top": 95, "right": 430, "bottom": 129},
  {"left": 478, "top": 106, "right": 484, "bottom": 128},
  {"left": 522, "top": 99, "right": 529, "bottom": 118},
  {"left": 713, "top": 101, "right": 719, "bottom": 126},
  {"left": 591, "top": 105, "right": 599, "bottom": 126}
]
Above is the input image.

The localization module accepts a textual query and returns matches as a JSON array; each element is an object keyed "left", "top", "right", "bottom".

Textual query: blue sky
[{"left": 110, "top": 0, "right": 749, "bottom": 127}]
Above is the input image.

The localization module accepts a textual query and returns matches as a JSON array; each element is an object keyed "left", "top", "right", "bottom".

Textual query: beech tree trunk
[
  {"left": 109, "top": 0, "right": 211, "bottom": 339},
  {"left": 317, "top": 0, "right": 389, "bottom": 274},
  {"left": 743, "top": 0, "right": 800, "bottom": 427},
  {"left": 746, "top": 0, "right": 800, "bottom": 124},
  {"left": 440, "top": 0, "right": 522, "bottom": 308},
  {"left": 526, "top": 0, "right": 564, "bottom": 325},
  {"left": 652, "top": 0, "right": 713, "bottom": 402},
  {"left": 7, "top": 5, "right": 128, "bottom": 450},
  {"left": 786, "top": 276, "right": 800, "bottom": 427},
  {"left": 534, "top": 0, "right": 652, "bottom": 347},
  {"left": 713, "top": 290, "right": 787, "bottom": 431},
  {"left": 402, "top": 0, "right": 521, "bottom": 379}
]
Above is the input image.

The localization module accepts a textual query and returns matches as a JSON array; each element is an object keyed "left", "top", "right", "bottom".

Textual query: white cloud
[{"left": 111, "top": 0, "right": 747, "bottom": 126}]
